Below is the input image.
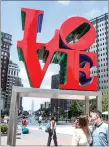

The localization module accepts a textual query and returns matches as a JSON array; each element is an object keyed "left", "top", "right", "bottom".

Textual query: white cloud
[
  {"left": 19, "top": 67, "right": 30, "bottom": 87},
  {"left": 19, "top": 67, "right": 28, "bottom": 81},
  {"left": 44, "top": 71, "right": 54, "bottom": 79},
  {"left": 84, "top": 8, "right": 108, "bottom": 19},
  {"left": 68, "top": 7, "right": 108, "bottom": 20},
  {"left": 57, "top": 1, "right": 70, "bottom": 5}
]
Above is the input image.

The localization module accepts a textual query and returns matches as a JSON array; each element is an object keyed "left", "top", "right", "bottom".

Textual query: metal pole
[
  {"left": 96, "top": 93, "right": 102, "bottom": 112},
  {"left": 7, "top": 90, "right": 19, "bottom": 146},
  {"left": 84, "top": 96, "right": 89, "bottom": 115}
]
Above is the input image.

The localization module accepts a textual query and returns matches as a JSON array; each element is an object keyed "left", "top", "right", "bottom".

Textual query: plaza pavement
[
  {"left": 18, "top": 124, "right": 75, "bottom": 135},
  {"left": 1, "top": 126, "right": 73, "bottom": 146}
]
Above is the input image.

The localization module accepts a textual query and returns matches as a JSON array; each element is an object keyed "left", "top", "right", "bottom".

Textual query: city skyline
[{"left": 1, "top": 1, "right": 108, "bottom": 111}]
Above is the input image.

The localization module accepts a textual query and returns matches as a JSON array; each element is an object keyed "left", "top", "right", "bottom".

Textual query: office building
[
  {"left": 89, "top": 13, "right": 108, "bottom": 91},
  {"left": 51, "top": 74, "right": 67, "bottom": 115},
  {"left": 5, "top": 60, "right": 23, "bottom": 112},
  {"left": 40, "top": 102, "right": 51, "bottom": 109},
  {"left": 1, "top": 32, "right": 12, "bottom": 112}
]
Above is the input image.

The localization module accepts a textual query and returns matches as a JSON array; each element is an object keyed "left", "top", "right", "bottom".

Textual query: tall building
[
  {"left": 1, "top": 32, "right": 12, "bottom": 112},
  {"left": 89, "top": 13, "right": 108, "bottom": 91},
  {"left": 40, "top": 102, "right": 51, "bottom": 109},
  {"left": 51, "top": 74, "right": 67, "bottom": 114},
  {"left": 5, "top": 60, "right": 23, "bottom": 112}
]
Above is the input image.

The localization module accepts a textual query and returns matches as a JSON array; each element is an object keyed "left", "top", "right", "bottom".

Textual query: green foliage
[
  {"left": 1, "top": 124, "right": 8, "bottom": 134},
  {"left": 59, "top": 53, "right": 67, "bottom": 85},
  {"left": 102, "top": 91, "right": 108, "bottom": 112},
  {"left": 42, "top": 108, "right": 52, "bottom": 117},
  {"left": 51, "top": 52, "right": 67, "bottom": 85},
  {"left": 70, "top": 100, "right": 84, "bottom": 116},
  {"left": 89, "top": 99, "right": 97, "bottom": 111}
]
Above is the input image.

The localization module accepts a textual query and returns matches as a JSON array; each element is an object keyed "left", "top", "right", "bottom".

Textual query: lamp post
[{"left": 58, "top": 107, "right": 60, "bottom": 120}]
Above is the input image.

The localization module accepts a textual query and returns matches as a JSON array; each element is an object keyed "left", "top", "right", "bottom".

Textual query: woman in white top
[
  {"left": 47, "top": 117, "right": 58, "bottom": 146},
  {"left": 72, "top": 116, "right": 92, "bottom": 146}
]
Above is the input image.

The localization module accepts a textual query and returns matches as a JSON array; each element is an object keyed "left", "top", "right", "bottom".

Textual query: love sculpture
[{"left": 17, "top": 8, "right": 98, "bottom": 91}]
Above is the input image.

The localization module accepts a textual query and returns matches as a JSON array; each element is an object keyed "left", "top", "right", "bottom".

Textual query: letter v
[{"left": 17, "top": 8, "right": 56, "bottom": 88}]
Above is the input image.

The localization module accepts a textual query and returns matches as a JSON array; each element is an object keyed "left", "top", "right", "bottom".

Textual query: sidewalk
[{"left": 1, "top": 129, "right": 72, "bottom": 146}]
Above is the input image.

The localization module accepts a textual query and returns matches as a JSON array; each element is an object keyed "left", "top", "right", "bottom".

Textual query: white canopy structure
[
  {"left": 102, "top": 111, "right": 108, "bottom": 115},
  {"left": 7, "top": 86, "right": 102, "bottom": 146}
]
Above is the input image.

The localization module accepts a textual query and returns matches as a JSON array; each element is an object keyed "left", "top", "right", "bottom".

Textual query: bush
[{"left": 1, "top": 124, "right": 8, "bottom": 134}]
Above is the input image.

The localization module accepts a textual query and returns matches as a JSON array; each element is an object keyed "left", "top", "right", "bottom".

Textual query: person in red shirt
[{"left": 22, "top": 116, "right": 28, "bottom": 127}]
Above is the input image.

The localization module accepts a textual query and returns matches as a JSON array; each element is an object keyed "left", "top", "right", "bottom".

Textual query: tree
[
  {"left": 89, "top": 99, "right": 97, "bottom": 111},
  {"left": 102, "top": 91, "right": 108, "bottom": 112},
  {"left": 70, "top": 100, "right": 84, "bottom": 116}
]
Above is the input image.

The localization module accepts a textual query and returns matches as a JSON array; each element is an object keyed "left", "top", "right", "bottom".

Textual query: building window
[
  {"left": 11, "top": 70, "right": 13, "bottom": 75},
  {"left": 14, "top": 71, "right": 16, "bottom": 76}
]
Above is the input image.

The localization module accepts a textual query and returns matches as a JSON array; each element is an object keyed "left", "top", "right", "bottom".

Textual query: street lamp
[{"left": 58, "top": 107, "right": 60, "bottom": 119}]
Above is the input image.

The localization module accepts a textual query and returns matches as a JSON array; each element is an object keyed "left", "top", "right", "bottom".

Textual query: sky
[{"left": 1, "top": 0, "right": 108, "bottom": 111}]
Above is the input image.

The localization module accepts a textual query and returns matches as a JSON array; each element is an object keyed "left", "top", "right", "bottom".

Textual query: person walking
[
  {"left": 22, "top": 116, "right": 29, "bottom": 134},
  {"left": 90, "top": 110, "right": 108, "bottom": 146},
  {"left": 71, "top": 115, "right": 92, "bottom": 146},
  {"left": 47, "top": 116, "right": 58, "bottom": 146},
  {"left": 38, "top": 115, "right": 42, "bottom": 130},
  {"left": 22, "top": 116, "right": 28, "bottom": 127}
]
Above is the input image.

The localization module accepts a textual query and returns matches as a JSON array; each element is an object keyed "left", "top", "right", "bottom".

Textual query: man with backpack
[{"left": 47, "top": 116, "right": 58, "bottom": 146}]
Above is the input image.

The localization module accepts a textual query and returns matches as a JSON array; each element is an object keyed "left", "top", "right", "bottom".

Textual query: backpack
[{"left": 22, "top": 127, "right": 29, "bottom": 134}]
